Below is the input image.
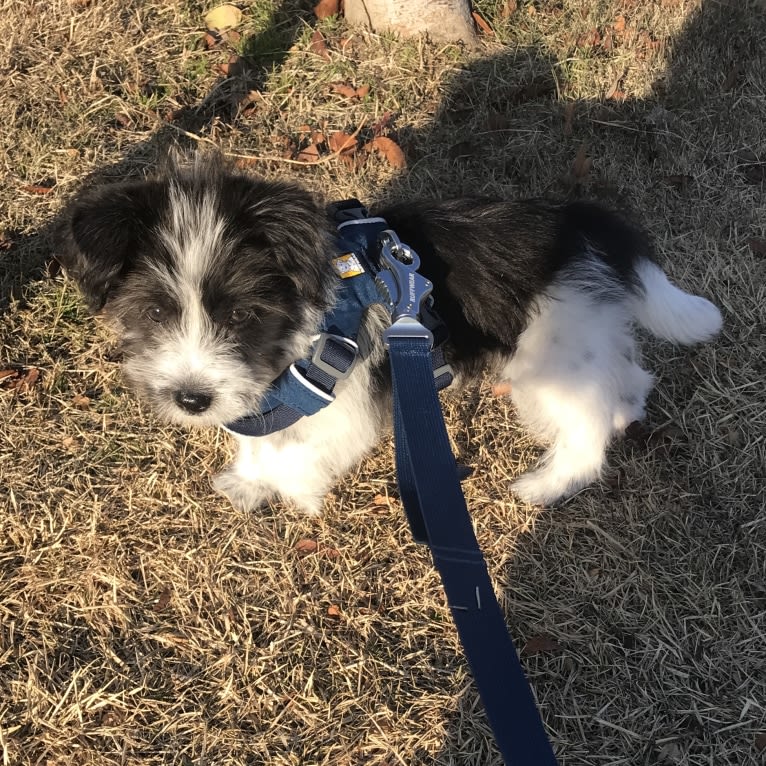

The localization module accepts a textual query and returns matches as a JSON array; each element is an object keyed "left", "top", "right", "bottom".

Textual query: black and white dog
[{"left": 55, "top": 155, "right": 722, "bottom": 514}]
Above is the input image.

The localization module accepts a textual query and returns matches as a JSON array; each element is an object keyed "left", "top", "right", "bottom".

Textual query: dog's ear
[
  {"left": 224, "top": 175, "right": 335, "bottom": 301},
  {"left": 54, "top": 180, "right": 163, "bottom": 311}
]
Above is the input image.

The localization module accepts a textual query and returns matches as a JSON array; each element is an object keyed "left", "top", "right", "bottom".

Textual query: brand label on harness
[{"left": 331, "top": 253, "right": 365, "bottom": 279}]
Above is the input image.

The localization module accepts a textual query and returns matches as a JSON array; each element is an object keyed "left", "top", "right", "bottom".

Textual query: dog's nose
[{"left": 174, "top": 390, "right": 212, "bottom": 413}]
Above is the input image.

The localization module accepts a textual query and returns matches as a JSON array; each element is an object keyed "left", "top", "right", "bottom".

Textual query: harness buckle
[
  {"left": 309, "top": 333, "right": 359, "bottom": 381},
  {"left": 376, "top": 230, "right": 434, "bottom": 349}
]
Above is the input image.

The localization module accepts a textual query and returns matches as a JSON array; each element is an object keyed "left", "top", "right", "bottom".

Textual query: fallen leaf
[
  {"left": 310, "top": 29, "right": 331, "bottom": 60},
  {"left": 472, "top": 10, "right": 494, "bottom": 35},
  {"left": 311, "top": 130, "right": 326, "bottom": 145},
  {"left": 747, "top": 238, "right": 766, "bottom": 258},
  {"left": 322, "top": 547, "right": 341, "bottom": 559},
  {"left": 313, "top": 0, "right": 339, "bottom": 19},
  {"left": 114, "top": 112, "right": 132, "bottom": 128},
  {"left": 754, "top": 733, "right": 766, "bottom": 753},
  {"left": 216, "top": 54, "right": 240, "bottom": 76},
  {"left": 0, "top": 367, "right": 40, "bottom": 391},
  {"left": 355, "top": 84, "right": 370, "bottom": 99},
  {"left": 22, "top": 367, "right": 40, "bottom": 390},
  {"left": 486, "top": 111, "right": 510, "bottom": 132},
  {"left": 72, "top": 393, "right": 91, "bottom": 410},
  {"left": 204, "top": 4, "right": 242, "bottom": 33},
  {"left": 663, "top": 174, "right": 692, "bottom": 190},
  {"left": 364, "top": 136, "right": 406, "bottom": 169},
  {"left": 326, "top": 604, "right": 341, "bottom": 619},
  {"left": 522, "top": 635, "right": 561, "bottom": 656},
  {"left": 605, "top": 69, "right": 627, "bottom": 101},
  {"left": 295, "top": 538, "right": 318, "bottom": 555},
  {"left": 501, "top": 0, "right": 518, "bottom": 17},
  {"left": 509, "top": 76, "right": 555, "bottom": 104},
  {"left": 576, "top": 28, "right": 601, "bottom": 48},
  {"left": 296, "top": 143, "right": 320, "bottom": 163},
  {"left": 491, "top": 381, "right": 513, "bottom": 397},
  {"left": 371, "top": 111, "right": 395, "bottom": 136},
  {"left": 526, "top": 4, "right": 536, "bottom": 15},
  {"left": 373, "top": 493, "right": 392, "bottom": 507},
  {"left": 62, "top": 435, "right": 78, "bottom": 451},
  {"left": 203, "top": 31, "right": 220, "bottom": 49},
  {"left": 328, "top": 131, "right": 357, "bottom": 154},
  {"left": 571, "top": 143, "right": 592, "bottom": 180},
  {"left": 447, "top": 141, "right": 475, "bottom": 163},
  {"left": 563, "top": 102, "right": 575, "bottom": 136},
  {"left": 153, "top": 587, "right": 172, "bottom": 612},
  {"left": 739, "top": 158, "right": 766, "bottom": 184},
  {"left": 601, "top": 29, "right": 614, "bottom": 52},
  {"left": 330, "top": 82, "right": 358, "bottom": 99},
  {"left": 613, "top": 14, "right": 626, "bottom": 33},
  {"left": 20, "top": 183, "right": 55, "bottom": 195},
  {"left": 624, "top": 420, "right": 682, "bottom": 448}
]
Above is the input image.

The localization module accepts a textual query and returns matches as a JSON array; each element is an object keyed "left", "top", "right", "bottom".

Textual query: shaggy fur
[{"left": 55, "top": 157, "right": 722, "bottom": 514}]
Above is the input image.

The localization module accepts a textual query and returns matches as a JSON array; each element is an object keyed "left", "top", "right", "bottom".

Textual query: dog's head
[{"left": 55, "top": 156, "right": 337, "bottom": 426}]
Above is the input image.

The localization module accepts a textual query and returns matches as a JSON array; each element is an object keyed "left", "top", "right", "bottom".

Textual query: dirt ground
[{"left": 0, "top": 1, "right": 764, "bottom": 764}]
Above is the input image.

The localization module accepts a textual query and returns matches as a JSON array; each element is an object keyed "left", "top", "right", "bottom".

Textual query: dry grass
[{"left": 1, "top": 0, "right": 765, "bottom": 764}]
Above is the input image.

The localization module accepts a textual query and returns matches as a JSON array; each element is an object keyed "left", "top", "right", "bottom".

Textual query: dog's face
[{"left": 55, "top": 159, "right": 336, "bottom": 427}]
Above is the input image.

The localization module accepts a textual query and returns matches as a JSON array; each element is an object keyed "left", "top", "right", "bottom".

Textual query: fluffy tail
[{"left": 631, "top": 259, "right": 722, "bottom": 344}]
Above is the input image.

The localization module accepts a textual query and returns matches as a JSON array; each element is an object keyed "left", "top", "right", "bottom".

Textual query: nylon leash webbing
[{"left": 388, "top": 335, "right": 559, "bottom": 766}]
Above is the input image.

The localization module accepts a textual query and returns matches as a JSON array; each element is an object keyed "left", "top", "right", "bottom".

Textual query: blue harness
[{"left": 225, "top": 200, "right": 452, "bottom": 437}]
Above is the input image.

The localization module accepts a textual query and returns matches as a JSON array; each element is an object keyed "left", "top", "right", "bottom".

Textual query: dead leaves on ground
[
  {"left": 294, "top": 538, "right": 340, "bottom": 560},
  {"left": 364, "top": 136, "right": 406, "bottom": 169},
  {"left": 248, "top": 119, "right": 406, "bottom": 171},
  {"left": 330, "top": 82, "right": 370, "bottom": 100},
  {"left": 0, "top": 366, "right": 41, "bottom": 392},
  {"left": 571, "top": 14, "right": 662, "bottom": 63},
  {"left": 747, "top": 238, "right": 766, "bottom": 259},
  {"left": 310, "top": 30, "right": 331, "bottom": 61},
  {"left": 521, "top": 634, "right": 561, "bottom": 656}
]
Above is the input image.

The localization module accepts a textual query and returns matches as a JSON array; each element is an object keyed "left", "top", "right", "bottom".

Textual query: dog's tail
[{"left": 630, "top": 259, "right": 722, "bottom": 345}]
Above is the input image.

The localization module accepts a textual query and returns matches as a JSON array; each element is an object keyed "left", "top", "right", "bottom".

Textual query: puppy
[{"left": 55, "top": 156, "right": 722, "bottom": 514}]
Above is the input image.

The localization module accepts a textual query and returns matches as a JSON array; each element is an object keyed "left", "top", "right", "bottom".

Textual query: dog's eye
[
  {"left": 145, "top": 305, "right": 167, "bottom": 323},
  {"left": 228, "top": 307, "right": 252, "bottom": 325}
]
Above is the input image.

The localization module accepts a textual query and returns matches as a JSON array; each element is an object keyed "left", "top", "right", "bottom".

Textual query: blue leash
[
  {"left": 388, "top": 336, "right": 559, "bottom": 765},
  {"left": 378, "top": 229, "right": 559, "bottom": 765}
]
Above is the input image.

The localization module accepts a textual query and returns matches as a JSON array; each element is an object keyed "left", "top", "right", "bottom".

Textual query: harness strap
[
  {"left": 388, "top": 335, "right": 559, "bottom": 766},
  {"left": 225, "top": 202, "right": 453, "bottom": 438}
]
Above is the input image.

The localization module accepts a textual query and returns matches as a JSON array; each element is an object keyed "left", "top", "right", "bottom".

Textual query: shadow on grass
[{"left": 424, "top": 4, "right": 765, "bottom": 763}]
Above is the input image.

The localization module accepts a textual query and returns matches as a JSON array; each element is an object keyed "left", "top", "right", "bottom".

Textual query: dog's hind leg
[{"left": 502, "top": 286, "right": 648, "bottom": 505}]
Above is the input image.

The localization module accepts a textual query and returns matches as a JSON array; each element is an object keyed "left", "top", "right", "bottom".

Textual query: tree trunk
[{"left": 343, "top": 0, "right": 476, "bottom": 44}]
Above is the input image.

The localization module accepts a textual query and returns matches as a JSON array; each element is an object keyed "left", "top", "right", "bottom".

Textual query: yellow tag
[{"left": 331, "top": 253, "right": 365, "bottom": 279}]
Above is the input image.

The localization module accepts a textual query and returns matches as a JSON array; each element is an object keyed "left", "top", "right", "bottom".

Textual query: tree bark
[{"left": 343, "top": 0, "right": 476, "bottom": 44}]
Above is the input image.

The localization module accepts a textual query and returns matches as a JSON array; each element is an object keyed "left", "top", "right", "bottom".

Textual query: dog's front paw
[{"left": 212, "top": 470, "right": 271, "bottom": 512}]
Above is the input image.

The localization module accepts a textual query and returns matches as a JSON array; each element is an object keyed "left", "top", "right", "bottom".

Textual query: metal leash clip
[{"left": 376, "top": 230, "right": 434, "bottom": 349}]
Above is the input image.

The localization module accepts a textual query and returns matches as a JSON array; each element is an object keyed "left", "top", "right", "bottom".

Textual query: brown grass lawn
[{"left": 1, "top": 0, "right": 764, "bottom": 764}]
